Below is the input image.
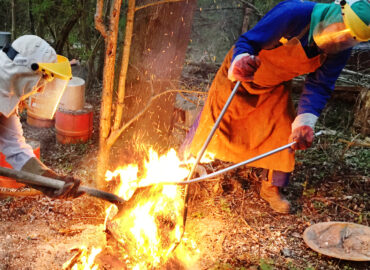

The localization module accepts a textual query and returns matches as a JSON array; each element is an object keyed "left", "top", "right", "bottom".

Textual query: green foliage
[
  {"left": 31, "top": 0, "right": 53, "bottom": 13},
  {"left": 0, "top": 0, "right": 100, "bottom": 59},
  {"left": 259, "top": 259, "right": 274, "bottom": 270},
  {"left": 219, "top": 198, "right": 231, "bottom": 214}
]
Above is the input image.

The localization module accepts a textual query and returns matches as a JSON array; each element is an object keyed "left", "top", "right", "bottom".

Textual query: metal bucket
[{"left": 55, "top": 103, "right": 93, "bottom": 144}]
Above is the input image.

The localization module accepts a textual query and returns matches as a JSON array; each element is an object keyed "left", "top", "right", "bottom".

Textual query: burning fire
[
  {"left": 62, "top": 246, "right": 102, "bottom": 270},
  {"left": 67, "top": 148, "right": 208, "bottom": 269}
]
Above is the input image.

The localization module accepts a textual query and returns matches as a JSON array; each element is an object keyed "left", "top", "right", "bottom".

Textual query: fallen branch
[
  {"left": 0, "top": 188, "right": 41, "bottom": 197},
  {"left": 338, "top": 139, "right": 370, "bottom": 148},
  {"left": 62, "top": 248, "right": 84, "bottom": 270},
  {"left": 342, "top": 68, "right": 370, "bottom": 79}
]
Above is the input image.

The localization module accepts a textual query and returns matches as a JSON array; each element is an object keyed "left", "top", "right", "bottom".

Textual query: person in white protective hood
[{"left": 0, "top": 35, "right": 82, "bottom": 198}]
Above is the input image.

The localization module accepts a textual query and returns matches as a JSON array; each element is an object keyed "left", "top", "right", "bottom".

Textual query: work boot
[{"left": 260, "top": 178, "right": 291, "bottom": 214}]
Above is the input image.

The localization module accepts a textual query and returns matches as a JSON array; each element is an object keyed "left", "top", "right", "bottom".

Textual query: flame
[
  {"left": 66, "top": 147, "right": 210, "bottom": 269},
  {"left": 62, "top": 246, "right": 101, "bottom": 270},
  {"left": 105, "top": 148, "right": 195, "bottom": 268}
]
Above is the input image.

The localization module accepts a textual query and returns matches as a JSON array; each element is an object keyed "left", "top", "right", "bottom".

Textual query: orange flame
[
  {"left": 66, "top": 147, "right": 209, "bottom": 269},
  {"left": 62, "top": 246, "right": 101, "bottom": 270}
]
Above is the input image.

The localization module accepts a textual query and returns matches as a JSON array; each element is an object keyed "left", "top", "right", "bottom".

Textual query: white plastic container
[{"left": 58, "top": 76, "right": 85, "bottom": 111}]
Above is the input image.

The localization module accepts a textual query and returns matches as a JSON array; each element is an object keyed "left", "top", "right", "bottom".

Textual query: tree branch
[
  {"left": 135, "top": 0, "right": 184, "bottom": 12},
  {"left": 55, "top": 10, "right": 82, "bottom": 54},
  {"left": 107, "top": 88, "right": 202, "bottom": 146},
  {"left": 342, "top": 68, "right": 370, "bottom": 79},
  {"left": 237, "top": 0, "right": 263, "bottom": 18},
  {"left": 95, "top": 0, "right": 107, "bottom": 38},
  {"left": 113, "top": 0, "right": 136, "bottom": 130}
]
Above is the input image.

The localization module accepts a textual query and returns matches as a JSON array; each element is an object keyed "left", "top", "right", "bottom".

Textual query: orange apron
[{"left": 189, "top": 37, "right": 323, "bottom": 172}]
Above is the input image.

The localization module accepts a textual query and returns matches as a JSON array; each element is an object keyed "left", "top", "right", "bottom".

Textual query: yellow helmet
[
  {"left": 32, "top": 54, "right": 72, "bottom": 81},
  {"left": 340, "top": 0, "right": 370, "bottom": 42}
]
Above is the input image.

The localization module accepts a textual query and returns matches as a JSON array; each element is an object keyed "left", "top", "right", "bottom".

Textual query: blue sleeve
[
  {"left": 298, "top": 49, "right": 352, "bottom": 116},
  {"left": 233, "top": 0, "right": 315, "bottom": 59}
]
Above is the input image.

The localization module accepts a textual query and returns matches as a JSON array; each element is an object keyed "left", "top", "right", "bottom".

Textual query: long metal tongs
[
  {"left": 184, "top": 81, "right": 242, "bottom": 183},
  {"left": 154, "top": 130, "right": 325, "bottom": 186},
  {"left": 182, "top": 81, "right": 242, "bottom": 226},
  {"left": 0, "top": 167, "right": 126, "bottom": 213}
]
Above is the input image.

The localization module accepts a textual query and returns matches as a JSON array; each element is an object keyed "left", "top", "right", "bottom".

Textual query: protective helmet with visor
[
  {"left": 310, "top": 0, "right": 370, "bottom": 54},
  {"left": 0, "top": 35, "right": 71, "bottom": 119}
]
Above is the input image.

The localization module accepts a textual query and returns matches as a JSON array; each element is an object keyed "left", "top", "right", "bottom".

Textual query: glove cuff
[
  {"left": 292, "top": 113, "right": 318, "bottom": 131},
  {"left": 21, "top": 157, "right": 53, "bottom": 176},
  {"left": 228, "top": 53, "right": 251, "bottom": 81}
]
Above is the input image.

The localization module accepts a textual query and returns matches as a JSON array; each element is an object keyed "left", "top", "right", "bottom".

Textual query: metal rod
[
  {"left": 182, "top": 81, "right": 241, "bottom": 229},
  {"left": 182, "top": 131, "right": 323, "bottom": 184},
  {"left": 185, "top": 81, "right": 241, "bottom": 181},
  {"left": 151, "top": 131, "right": 324, "bottom": 186},
  {"left": 0, "top": 167, "right": 125, "bottom": 204}
]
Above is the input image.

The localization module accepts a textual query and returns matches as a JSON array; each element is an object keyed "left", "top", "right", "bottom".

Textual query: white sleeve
[
  {"left": 0, "top": 114, "right": 35, "bottom": 170},
  {"left": 291, "top": 113, "right": 318, "bottom": 131}
]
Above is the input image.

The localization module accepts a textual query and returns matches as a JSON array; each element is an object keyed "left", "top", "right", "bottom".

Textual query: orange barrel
[
  {"left": 55, "top": 103, "right": 93, "bottom": 144},
  {"left": 58, "top": 77, "right": 85, "bottom": 111},
  {"left": 0, "top": 140, "right": 40, "bottom": 188}
]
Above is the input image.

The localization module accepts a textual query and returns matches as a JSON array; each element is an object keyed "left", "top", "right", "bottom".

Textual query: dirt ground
[{"left": 0, "top": 70, "right": 369, "bottom": 269}]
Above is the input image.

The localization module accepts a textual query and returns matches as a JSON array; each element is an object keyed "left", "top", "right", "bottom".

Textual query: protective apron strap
[{"left": 2, "top": 44, "right": 19, "bottom": 61}]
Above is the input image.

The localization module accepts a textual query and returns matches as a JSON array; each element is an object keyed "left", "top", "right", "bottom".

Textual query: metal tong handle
[
  {"left": 0, "top": 167, "right": 125, "bottom": 204},
  {"left": 185, "top": 81, "right": 242, "bottom": 181},
  {"left": 181, "top": 130, "right": 324, "bottom": 184},
  {"left": 182, "top": 81, "right": 241, "bottom": 228}
]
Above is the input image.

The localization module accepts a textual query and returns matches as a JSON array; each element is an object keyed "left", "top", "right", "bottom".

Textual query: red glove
[
  {"left": 228, "top": 53, "right": 261, "bottom": 82},
  {"left": 289, "top": 126, "right": 314, "bottom": 150}
]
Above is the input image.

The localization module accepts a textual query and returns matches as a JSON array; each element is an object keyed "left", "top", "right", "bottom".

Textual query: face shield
[
  {"left": 313, "top": 21, "right": 358, "bottom": 54},
  {"left": 313, "top": 1, "right": 370, "bottom": 54},
  {"left": 28, "top": 55, "right": 72, "bottom": 119}
]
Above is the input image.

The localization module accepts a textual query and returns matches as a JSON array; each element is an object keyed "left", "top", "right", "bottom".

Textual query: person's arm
[
  {"left": 0, "top": 113, "right": 83, "bottom": 198},
  {"left": 229, "top": 0, "right": 315, "bottom": 81},
  {"left": 290, "top": 48, "right": 352, "bottom": 150},
  {"left": 297, "top": 49, "right": 352, "bottom": 118},
  {"left": 233, "top": 0, "right": 315, "bottom": 58},
  {"left": 0, "top": 113, "right": 35, "bottom": 170}
]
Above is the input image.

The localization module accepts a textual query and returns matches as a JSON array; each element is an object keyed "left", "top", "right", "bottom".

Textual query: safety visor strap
[{"left": 2, "top": 44, "right": 19, "bottom": 61}]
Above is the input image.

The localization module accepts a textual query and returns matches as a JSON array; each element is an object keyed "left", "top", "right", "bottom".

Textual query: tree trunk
[
  {"left": 11, "top": 0, "right": 15, "bottom": 40},
  {"left": 54, "top": 10, "right": 82, "bottom": 54},
  {"left": 86, "top": 36, "right": 104, "bottom": 91},
  {"left": 95, "top": 0, "right": 197, "bottom": 188},
  {"left": 119, "top": 0, "right": 197, "bottom": 157},
  {"left": 241, "top": 7, "right": 252, "bottom": 33},
  {"left": 95, "top": 0, "right": 123, "bottom": 188},
  {"left": 28, "top": 0, "right": 35, "bottom": 34}
]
